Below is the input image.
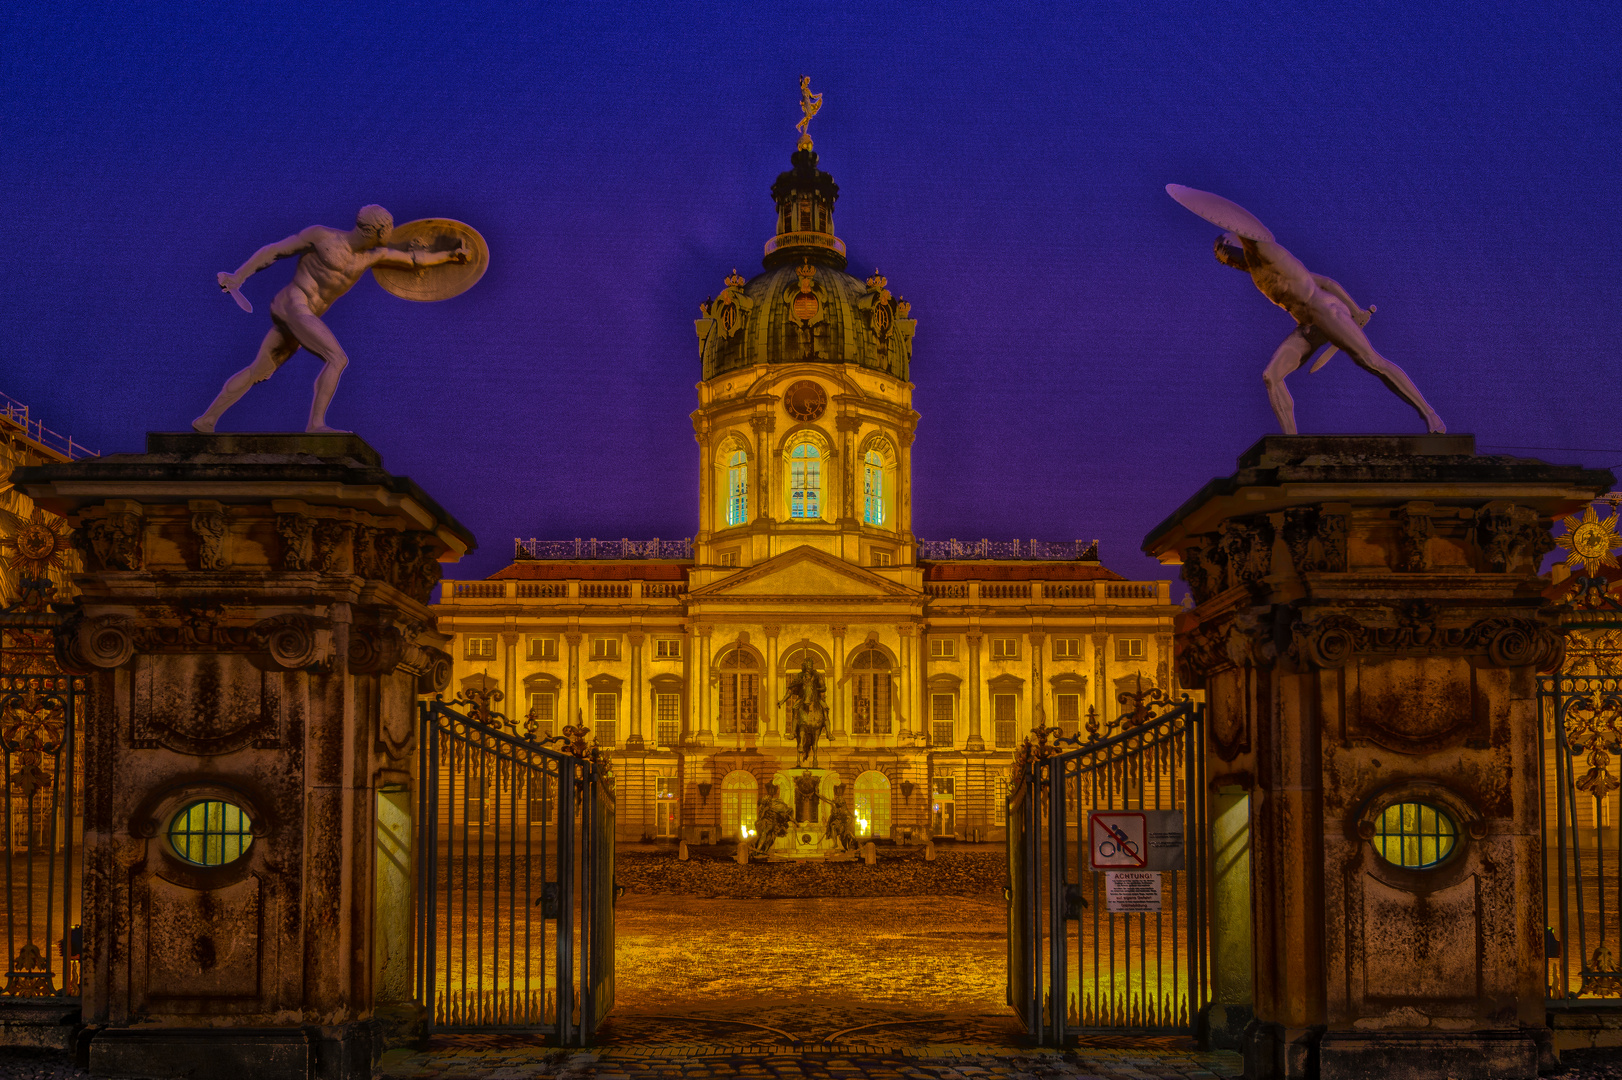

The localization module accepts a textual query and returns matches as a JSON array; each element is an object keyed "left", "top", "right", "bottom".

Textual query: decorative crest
[
  {"left": 796, "top": 76, "right": 823, "bottom": 151},
  {"left": 1557, "top": 502, "right": 1622, "bottom": 578},
  {"left": 724, "top": 268, "right": 747, "bottom": 290},
  {"left": 865, "top": 269, "right": 889, "bottom": 296},
  {"left": 795, "top": 261, "right": 817, "bottom": 292}
]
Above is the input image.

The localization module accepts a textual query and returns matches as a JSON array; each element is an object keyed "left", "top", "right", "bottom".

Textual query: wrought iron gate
[
  {"left": 1008, "top": 694, "right": 1208, "bottom": 1045},
  {"left": 1, "top": 586, "right": 84, "bottom": 1001},
  {"left": 417, "top": 695, "right": 615, "bottom": 1044}
]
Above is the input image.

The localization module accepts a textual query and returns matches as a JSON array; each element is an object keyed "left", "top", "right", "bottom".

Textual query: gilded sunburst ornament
[{"left": 1557, "top": 504, "right": 1622, "bottom": 577}]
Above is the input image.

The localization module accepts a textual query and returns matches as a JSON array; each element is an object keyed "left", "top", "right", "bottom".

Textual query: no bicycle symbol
[{"left": 1089, "top": 812, "right": 1147, "bottom": 868}]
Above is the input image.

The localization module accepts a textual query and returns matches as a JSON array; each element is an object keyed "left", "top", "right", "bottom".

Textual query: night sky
[{"left": 3, "top": 3, "right": 1618, "bottom": 585}]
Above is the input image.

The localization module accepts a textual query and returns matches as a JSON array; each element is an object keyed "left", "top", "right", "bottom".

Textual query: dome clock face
[{"left": 784, "top": 381, "right": 827, "bottom": 422}]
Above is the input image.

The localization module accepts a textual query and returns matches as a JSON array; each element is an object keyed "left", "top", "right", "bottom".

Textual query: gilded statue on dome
[{"left": 797, "top": 76, "right": 823, "bottom": 150}]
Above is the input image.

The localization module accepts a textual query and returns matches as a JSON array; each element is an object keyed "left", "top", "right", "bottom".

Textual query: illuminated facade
[{"left": 434, "top": 133, "right": 1183, "bottom": 844}]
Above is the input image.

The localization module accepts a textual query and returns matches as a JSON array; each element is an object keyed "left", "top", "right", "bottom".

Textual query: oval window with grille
[
  {"left": 1370, "top": 801, "right": 1457, "bottom": 869},
  {"left": 168, "top": 800, "right": 254, "bottom": 866}
]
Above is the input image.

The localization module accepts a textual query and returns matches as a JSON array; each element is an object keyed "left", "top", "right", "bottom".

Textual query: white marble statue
[{"left": 1167, "top": 184, "right": 1445, "bottom": 435}]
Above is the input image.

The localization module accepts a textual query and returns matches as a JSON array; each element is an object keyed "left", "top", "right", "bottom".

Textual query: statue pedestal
[
  {"left": 15, "top": 433, "right": 471, "bottom": 1080},
  {"left": 1146, "top": 436, "right": 1611, "bottom": 1080},
  {"left": 769, "top": 768, "right": 837, "bottom": 858}
]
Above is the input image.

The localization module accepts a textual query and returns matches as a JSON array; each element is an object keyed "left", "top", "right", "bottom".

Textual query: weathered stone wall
[
  {"left": 14, "top": 433, "right": 469, "bottom": 1080},
  {"left": 1145, "top": 435, "right": 1614, "bottom": 1080}
]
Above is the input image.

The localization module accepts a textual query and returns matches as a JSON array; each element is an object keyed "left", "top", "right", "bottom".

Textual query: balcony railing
[
  {"left": 514, "top": 537, "right": 693, "bottom": 560},
  {"left": 448, "top": 580, "right": 684, "bottom": 601},
  {"left": 1, "top": 391, "right": 96, "bottom": 460},
  {"left": 917, "top": 538, "right": 1099, "bottom": 561},
  {"left": 923, "top": 581, "right": 1170, "bottom": 603}
]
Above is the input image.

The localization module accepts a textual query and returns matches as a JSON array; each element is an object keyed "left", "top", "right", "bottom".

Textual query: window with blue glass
[
  {"left": 863, "top": 450, "right": 885, "bottom": 525},
  {"left": 726, "top": 449, "right": 749, "bottom": 525},
  {"left": 789, "top": 441, "right": 821, "bottom": 519}
]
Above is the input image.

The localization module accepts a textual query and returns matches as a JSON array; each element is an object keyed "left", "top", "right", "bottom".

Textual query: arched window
[
  {"left": 717, "top": 648, "right": 760, "bottom": 735},
  {"left": 853, "top": 771, "right": 891, "bottom": 840},
  {"left": 788, "top": 440, "right": 822, "bottom": 520},
  {"left": 720, "top": 770, "right": 758, "bottom": 841},
  {"left": 863, "top": 450, "right": 885, "bottom": 525},
  {"left": 850, "top": 646, "right": 893, "bottom": 735},
  {"left": 726, "top": 449, "right": 749, "bottom": 526}
]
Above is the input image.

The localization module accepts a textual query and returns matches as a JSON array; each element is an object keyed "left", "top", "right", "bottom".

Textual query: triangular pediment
[{"left": 689, "top": 545, "right": 919, "bottom": 600}]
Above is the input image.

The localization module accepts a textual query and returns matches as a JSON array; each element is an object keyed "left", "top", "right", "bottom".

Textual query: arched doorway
[
  {"left": 853, "top": 769, "right": 891, "bottom": 841},
  {"left": 718, "top": 769, "right": 758, "bottom": 841}
]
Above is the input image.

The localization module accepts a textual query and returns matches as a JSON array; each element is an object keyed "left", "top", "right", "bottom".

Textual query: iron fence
[
  {"left": 0, "top": 606, "right": 83, "bottom": 1000},
  {"left": 1542, "top": 673, "right": 1622, "bottom": 1001}
]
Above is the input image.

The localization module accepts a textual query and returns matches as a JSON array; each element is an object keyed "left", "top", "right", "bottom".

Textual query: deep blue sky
[{"left": 3, "top": 2, "right": 1619, "bottom": 583}]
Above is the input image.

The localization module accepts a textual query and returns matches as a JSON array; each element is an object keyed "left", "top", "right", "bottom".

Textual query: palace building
[{"left": 433, "top": 122, "right": 1184, "bottom": 846}]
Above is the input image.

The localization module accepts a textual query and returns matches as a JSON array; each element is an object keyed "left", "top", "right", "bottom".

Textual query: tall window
[
  {"left": 851, "top": 647, "right": 893, "bottom": 735},
  {"left": 528, "top": 692, "right": 556, "bottom": 738},
  {"left": 931, "top": 693, "right": 955, "bottom": 747},
  {"left": 526, "top": 772, "right": 554, "bottom": 825},
  {"left": 655, "top": 693, "right": 680, "bottom": 747},
  {"left": 993, "top": 694, "right": 1018, "bottom": 748},
  {"left": 789, "top": 440, "right": 822, "bottom": 519},
  {"left": 1056, "top": 694, "right": 1081, "bottom": 738},
  {"left": 593, "top": 692, "right": 618, "bottom": 747},
  {"left": 931, "top": 775, "right": 956, "bottom": 837},
  {"left": 726, "top": 449, "right": 749, "bottom": 526},
  {"left": 863, "top": 450, "right": 885, "bottom": 525},
  {"left": 720, "top": 770, "right": 758, "bottom": 841},
  {"left": 718, "top": 649, "right": 759, "bottom": 735}
]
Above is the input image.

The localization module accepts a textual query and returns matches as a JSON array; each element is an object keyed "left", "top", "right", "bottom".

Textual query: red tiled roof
[
  {"left": 488, "top": 562, "right": 689, "bottom": 581},
  {"left": 922, "top": 563, "right": 1127, "bottom": 582}
]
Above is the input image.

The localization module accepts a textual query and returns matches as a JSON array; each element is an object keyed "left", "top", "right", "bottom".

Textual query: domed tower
[{"left": 691, "top": 81, "right": 920, "bottom": 577}]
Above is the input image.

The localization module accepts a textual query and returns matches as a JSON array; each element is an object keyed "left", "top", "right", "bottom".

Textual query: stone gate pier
[
  {"left": 1145, "top": 436, "right": 1613, "bottom": 1080},
  {"left": 13, "top": 433, "right": 470, "bottom": 1080}
]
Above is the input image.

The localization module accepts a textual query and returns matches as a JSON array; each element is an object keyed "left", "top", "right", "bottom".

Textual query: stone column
[
  {"left": 831, "top": 624, "right": 847, "bottom": 733},
  {"left": 1206, "top": 787, "right": 1254, "bottom": 1050},
  {"left": 626, "top": 631, "right": 645, "bottom": 749},
  {"left": 1144, "top": 434, "right": 1611, "bottom": 1080},
  {"left": 565, "top": 631, "right": 582, "bottom": 729},
  {"left": 501, "top": 630, "right": 518, "bottom": 707},
  {"left": 694, "top": 624, "right": 713, "bottom": 743},
  {"left": 1027, "top": 632, "right": 1046, "bottom": 730},
  {"left": 836, "top": 415, "right": 862, "bottom": 526},
  {"left": 965, "top": 631, "right": 984, "bottom": 751},
  {"left": 1091, "top": 632, "right": 1108, "bottom": 724},
  {"left": 896, "top": 624, "right": 915, "bottom": 737},
  {"left": 762, "top": 624, "right": 781, "bottom": 744},
  {"left": 15, "top": 433, "right": 467, "bottom": 1080},
  {"left": 750, "top": 415, "right": 773, "bottom": 523}
]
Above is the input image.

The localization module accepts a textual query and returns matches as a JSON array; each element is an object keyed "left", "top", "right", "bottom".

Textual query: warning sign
[
  {"left": 1089, "top": 810, "right": 1184, "bottom": 871},
  {"left": 1105, "top": 871, "right": 1162, "bottom": 912},
  {"left": 1089, "top": 812, "right": 1147, "bottom": 868}
]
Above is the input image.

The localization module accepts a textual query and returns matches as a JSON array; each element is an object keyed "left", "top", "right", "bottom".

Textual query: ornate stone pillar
[
  {"left": 1027, "top": 632, "right": 1045, "bottom": 729},
  {"left": 626, "top": 631, "right": 645, "bottom": 749},
  {"left": 1091, "top": 632, "right": 1108, "bottom": 724},
  {"left": 750, "top": 415, "right": 774, "bottom": 523},
  {"left": 836, "top": 414, "right": 862, "bottom": 525},
  {"left": 15, "top": 433, "right": 466, "bottom": 1080},
  {"left": 1156, "top": 631, "right": 1173, "bottom": 692},
  {"left": 965, "top": 631, "right": 984, "bottom": 751},
  {"left": 565, "top": 630, "right": 582, "bottom": 729},
  {"left": 830, "top": 624, "right": 847, "bottom": 733},
  {"left": 1145, "top": 434, "right": 1611, "bottom": 1080}
]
